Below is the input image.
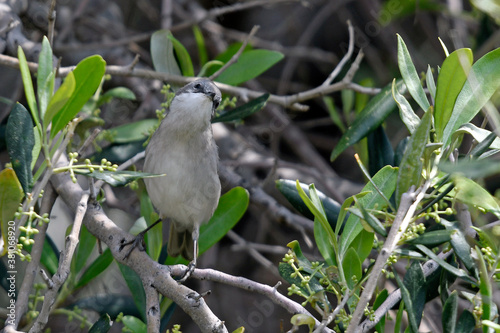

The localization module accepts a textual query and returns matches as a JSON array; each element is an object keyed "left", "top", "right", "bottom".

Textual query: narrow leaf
[
  {"left": 392, "top": 79, "right": 420, "bottom": 133},
  {"left": 215, "top": 49, "right": 284, "bottom": 86},
  {"left": 405, "top": 229, "right": 453, "bottom": 247},
  {"left": 44, "top": 71, "right": 76, "bottom": 125},
  {"left": 426, "top": 65, "right": 436, "bottom": 102},
  {"left": 442, "top": 47, "right": 500, "bottom": 147},
  {"left": 476, "top": 246, "right": 493, "bottom": 325},
  {"left": 340, "top": 165, "right": 397, "bottom": 256},
  {"left": 88, "top": 313, "right": 111, "bottom": 333},
  {"left": 75, "top": 248, "right": 114, "bottom": 289},
  {"left": 453, "top": 175, "right": 500, "bottom": 218},
  {"left": 17, "top": 46, "right": 39, "bottom": 124},
  {"left": 331, "top": 80, "right": 402, "bottom": 161},
  {"left": 451, "top": 123, "right": 500, "bottom": 149},
  {"left": 6, "top": 103, "right": 34, "bottom": 194},
  {"left": 37, "top": 36, "right": 54, "bottom": 120},
  {"left": 50, "top": 55, "right": 106, "bottom": 138},
  {"left": 74, "top": 169, "right": 163, "bottom": 187},
  {"left": 442, "top": 290, "right": 458, "bottom": 333},
  {"left": 342, "top": 247, "right": 362, "bottom": 289},
  {"left": 434, "top": 48, "right": 473, "bottom": 140},
  {"left": 73, "top": 224, "right": 96, "bottom": 274},
  {"left": 397, "top": 34, "right": 430, "bottom": 111},
  {"left": 151, "top": 29, "right": 181, "bottom": 76},
  {"left": 0, "top": 169, "right": 24, "bottom": 255},
  {"left": 404, "top": 261, "right": 427, "bottom": 328},
  {"left": 440, "top": 159, "right": 500, "bottom": 179},
  {"left": 395, "top": 271, "right": 419, "bottom": 333},
  {"left": 349, "top": 229, "right": 374, "bottom": 264},
  {"left": 396, "top": 106, "right": 432, "bottom": 207},
  {"left": 167, "top": 32, "right": 194, "bottom": 77},
  {"left": 456, "top": 310, "right": 476, "bottom": 333},
  {"left": 212, "top": 93, "right": 269, "bottom": 123},
  {"left": 117, "top": 263, "right": 146, "bottom": 321},
  {"left": 108, "top": 119, "right": 157, "bottom": 144}
]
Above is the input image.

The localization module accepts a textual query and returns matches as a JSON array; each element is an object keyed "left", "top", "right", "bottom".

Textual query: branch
[
  {"left": 173, "top": 267, "right": 335, "bottom": 333},
  {"left": 0, "top": 53, "right": 379, "bottom": 112},
  {"left": 49, "top": 154, "right": 229, "bottom": 333},
  {"left": 358, "top": 250, "right": 453, "bottom": 332},
  {"left": 209, "top": 25, "right": 260, "bottom": 81},
  {"left": 29, "top": 190, "right": 89, "bottom": 333},
  {"left": 346, "top": 181, "right": 430, "bottom": 333},
  {"left": 322, "top": 20, "right": 355, "bottom": 86}
]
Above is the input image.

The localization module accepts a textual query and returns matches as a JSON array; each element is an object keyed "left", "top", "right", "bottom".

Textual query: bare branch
[
  {"left": 47, "top": 0, "right": 57, "bottom": 46},
  {"left": 174, "top": 267, "right": 335, "bottom": 333},
  {"left": 29, "top": 191, "right": 89, "bottom": 333},
  {"left": 347, "top": 181, "right": 430, "bottom": 333},
  {"left": 322, "top": 20, "right": 355, "bottom": 86},
  {"left": 144, "top": 283, "right": 161, "bottom": 333},
  {"left": 209, "top": 25, "right": 260, "bottom": 81}
]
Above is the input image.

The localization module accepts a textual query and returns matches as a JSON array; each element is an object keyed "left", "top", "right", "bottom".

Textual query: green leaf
[
  {"left": 323, "top": 96, "right": 346, "bottom": 132},
  {"left": 290, "top": 314, "right": 315, "bottom": 332},
  {"left": 395, "top": 270, "right": 419, "bottom": 333},
  {"left": 74, "top": 170, "right": 163, "bottom": 187},
  {"left": 367, "top": 125, "right": 394, "bottom": 176},
  {"left": 275, "top": 179, "right": 342, "bottom": 231},
  {"left": 31, "top": 126, "right": 41, "bottom": 171},
  {"left": 75, "top": 248, "right": 114, "bottom": 289},
  {"left": 121, "top": 316, "right": 147, "bottom": 333},
  {"left": 340, "top": 165, "right": 398, "bottom": 257},
  {"left": 118, "top": 263, "right": 146, "bottom": 321},
  {"left": 167, "top": 32, "right": 194, "bottom": 77},
  {"left": 44, "top": 71, "right": 76, "bottom": 126},
  {"left": 37, "top": 36, "right": 54, "bottom": 120},
  {"left": 286, "top": 240, "right": 317, "bottom": 274},
  {"left": 151, "top": 30, "right": 181, "bottom": 76},
  {"left": 405, "top": 229, "right": 453, "bottom": 247},
  {"left": 73, "top": 224, "right": 96, "bottom": 274},
  {"left": 50, "top": 55, "right": 106, "bottom": 138},
  {"left": 452, "top": 175, "right": 500, "bottom": 218},
  {"left": 108, "top": 119, "right": 157, "bottom": 144},
  {"left": 396, "top": 106, "right": 432, "bottom": 207},
  {"left": 456, "top": 310, "right": 476, "bottom": 333},
  {"left": 394, "top": 301, "right": 405, "bottom": 333},
  {"left": 434, "top": 48, "right": 473, "bottom": 140},
  {"left": 342, "top": 247, "right": 362, "bottom": 289},
  {"left": 6, "top": 103, "right": 34, "bottom": 194},
  {"left": 404, "top": 261, "right": 426, "bottom": 328},
  {"left": 278, "top": 262, "right": 325, "bottom": 298},
  {"left": 89, "top": 313, "right": 111, "bottom": 333},
  {"left": 352, "top": 199, "right": 387, "bottom": 237},
  {"left": 212, "top": 93, "right": 269, "bottom": 123},
  {"left": 442, "top": 47, "right": 500, "bottom": 147},
  {"left": 439, "top": 159, "right": 500, "bottom": 179},
  {"left": 476, "top": 246, "right": 493, "bottom": 327},
  {"left": 0, "top": 168, "right": 23, "bottom": 255},
  {"left": 446, "top": 224, "right": 476, "bottom": 276},
  {"left": 215, "top": 49, "right": 284, "bottom": 86},
  {"left": 17, "top": 46, "right": 39, "bottom": 124},
  {"left": 139, "top": 188, "right": 161, "bottom": 261},
  {"left": 392, "top": 79, "right": 420, "bottom": 134},
  {"left": 374, "top": 289, "right": 389, "bottom": 333},
  {"left": 397, "top": 34, "right": 430, "bottom": 112},
  {"left": 165, "top": 187, "right": 249, "bottom": 265},
  {"left": 349, "top": 229, "right": 374, "bottom": 265},
  {"left": 451, "top": 123, "right": 500, "bottom": 150},
  {"left": 416, "top": 244, "right": 475, "bottom": 284},
  {"left": 193, "top": 25, "right": 208, "bottom": 66},
  {"left": 98, "top": 87, "right": 136, "bottom": 106},
  {"left": 442, "top": 290, "right": 458, "bottom": 333},
  {"left": 41, "top": 235, "right": 59, "bottom": 275},
  {"left": 426, "top": 65, "right": 436, "bottom": 101},
  {"left": 330, "top": 80, "right": 401, "bottom": 162},
  {"left": 296, "top": 182, "right": 337, "bottom": 266}
]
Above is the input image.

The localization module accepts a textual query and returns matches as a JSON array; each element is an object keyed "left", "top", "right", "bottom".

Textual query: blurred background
[{"left": 1, "top": 0, "right": 499, "bottom": 332}]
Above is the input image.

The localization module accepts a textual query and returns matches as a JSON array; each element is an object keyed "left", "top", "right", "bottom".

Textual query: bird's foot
[
  {"left": 119, "top": 233, "right": 146, "bottom": 259},
  {"left": 177, "top": 261, "right": 196, "bottom": 284}
]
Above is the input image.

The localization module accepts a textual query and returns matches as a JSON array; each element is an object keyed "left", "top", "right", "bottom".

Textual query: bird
[{"left": 121, "top": 79, "right": 221, "bottom": 281}]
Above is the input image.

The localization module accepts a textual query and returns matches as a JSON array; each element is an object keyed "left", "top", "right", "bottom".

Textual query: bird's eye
[{"left": 194, "top": 83, "right": 202, "bottom": 90}]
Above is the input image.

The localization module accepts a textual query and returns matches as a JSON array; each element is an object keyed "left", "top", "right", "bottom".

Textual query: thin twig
[
  {"left": 28, "top": 192, "right": 90, "bottom": 333},
  {"left": 209, "top": 25, "right": 260, "bottom": 81},
  {"left": 346, "top": 182, "right": 429, "bottom": 333},
  {"left": 161, "top": 0, "right": 173, "bottom": 30},
  {"left": 178, "top": 267, "right": 334, "bottom": 333},
  {"left": 322, "top": 20, "right": 355, "bottom": 86},
  {"left": 47, "top": 0, "right": 57, "bottom": 46}
]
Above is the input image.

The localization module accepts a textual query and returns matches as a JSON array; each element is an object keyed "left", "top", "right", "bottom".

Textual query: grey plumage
[{"left": 143, "top": 79, "right": 221, "bottom": 261}]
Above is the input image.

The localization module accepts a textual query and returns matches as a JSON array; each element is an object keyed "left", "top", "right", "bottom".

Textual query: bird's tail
[{"left": 168, "top": 221, "right": 194, "bottom": 261}]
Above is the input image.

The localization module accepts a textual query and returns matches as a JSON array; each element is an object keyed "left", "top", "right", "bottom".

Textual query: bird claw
[
  {"left": 119, "top": 234, "right": 146, "bottom": 259},
  {"left": 177, "top": 261, "right": 196, "bottom": 284}
]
